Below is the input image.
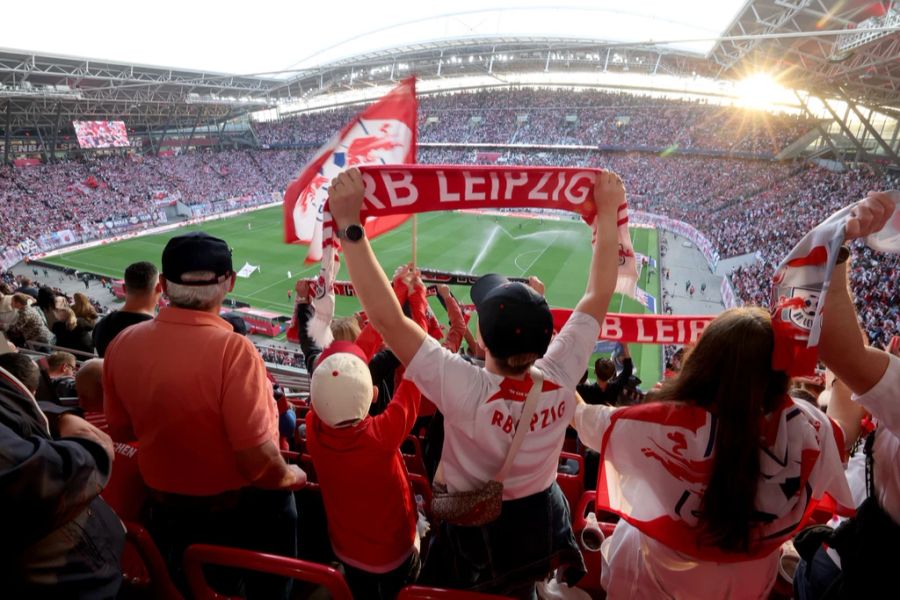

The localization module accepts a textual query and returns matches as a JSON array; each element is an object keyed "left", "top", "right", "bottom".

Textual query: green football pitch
[{"left": 44, "top": 206, "right": 662, "bottom": 384}]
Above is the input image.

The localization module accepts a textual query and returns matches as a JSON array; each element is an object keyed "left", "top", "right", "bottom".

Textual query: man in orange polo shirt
[{"left": 103, "top": 232, "right": 305, "bottom": 599}]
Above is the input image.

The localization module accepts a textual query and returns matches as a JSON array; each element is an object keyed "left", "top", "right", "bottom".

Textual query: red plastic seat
[
  {"left": 402, "top": 435, "right": 428, "bottom": 478},
  {"left": 398, "top": 585, "right": 513, "bottom": 599},
  {"left": 556, "top": 452, "right": 585, "bottom": 515},
  {"left": 183, "top": 544, "right": 353, "bottom": 600},
  {"left": 572, "top": 491, "right": 616, "bottom": 596},
  {"left": 121, "top": 521, "right": 184, "bottom": 600}
]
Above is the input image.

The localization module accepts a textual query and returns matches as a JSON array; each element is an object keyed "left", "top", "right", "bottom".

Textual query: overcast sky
[{"left": 2, "top": 0, "right": 747, "bottom": 75}]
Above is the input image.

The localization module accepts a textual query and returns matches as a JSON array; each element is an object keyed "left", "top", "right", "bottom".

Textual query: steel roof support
[
  {"left": 838, "top": 89, "right": 900, "bottom": 163},
  {"left": 3, "top": 101, "right": 11, "bottom": 165}
]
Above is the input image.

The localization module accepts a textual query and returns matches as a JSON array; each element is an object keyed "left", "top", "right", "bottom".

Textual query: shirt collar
[{"left": 156, "top": 306, "right": 231, "bottom": 330}]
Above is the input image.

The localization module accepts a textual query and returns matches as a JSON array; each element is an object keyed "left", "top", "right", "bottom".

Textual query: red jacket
[{"left": 306, "top": 379, "right": 421, "bottom": 572}]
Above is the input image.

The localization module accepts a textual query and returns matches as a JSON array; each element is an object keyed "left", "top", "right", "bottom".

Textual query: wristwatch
[{"left": 336, "top": 224, "right": 365, "bottom": 242}]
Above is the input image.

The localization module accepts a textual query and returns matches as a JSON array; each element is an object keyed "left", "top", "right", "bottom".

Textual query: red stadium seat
[
  {"left": 402, "top": 435, "right": 428, "bottom": 478},
  {"left": 556, "top": 452, "right": 585, "bottom": 515},
  {"left": 572, "top": 492, "right": 616, "bottom": 597},
  {"left": 398, "top": 585, "right": 513, "bottom": 599},
  {"left": 121, "top": 521, "right": 184, "bottom": 600},
  {"left": 183, "top": 545, "right": 353, "bottom": 600}
]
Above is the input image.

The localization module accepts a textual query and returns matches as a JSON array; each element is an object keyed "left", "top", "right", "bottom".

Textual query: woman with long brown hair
[
  {"left": 574, "top": 306, "right": 852, "bottom": 599},
  {"left": 72, "top": 292, "right": 98, "bottom": 327}
]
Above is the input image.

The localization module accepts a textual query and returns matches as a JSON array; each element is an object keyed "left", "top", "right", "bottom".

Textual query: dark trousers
[
  {"left": 794, "top": 546, "right": 841, "bottom": 600},
  {"left": 421, "top": 483, "right": 585, "bottom": 600},
  {"left": 147, "top": 487, "right": 297, "bottom": 600},
  {"left": 342, "top": 550, "right": 421, "bottom": 600}
]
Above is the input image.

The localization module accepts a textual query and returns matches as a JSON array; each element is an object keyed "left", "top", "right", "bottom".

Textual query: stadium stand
[{"left": 2, "top": 5, "right": 899, "bottom": 595}]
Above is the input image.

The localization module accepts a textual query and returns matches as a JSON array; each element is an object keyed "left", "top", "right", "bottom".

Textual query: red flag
[{"left": 283, "top": 77, "right": 418, "bottom": 263}]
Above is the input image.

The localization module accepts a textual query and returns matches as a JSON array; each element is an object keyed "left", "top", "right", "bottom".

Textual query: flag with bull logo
[
  {"left": 283, "top": 76, "right": 418, "bottom": 259},
  {"left": 593, "top": 399, "right": 851, "bottom": 561},
  {"left": 769, "top": 203, "right": 853, "bottom": 376},
  {"left": 282, "top": 77, "right": 418, "bottom": 345}
]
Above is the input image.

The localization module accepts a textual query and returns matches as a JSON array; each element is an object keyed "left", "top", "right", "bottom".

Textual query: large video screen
[{"left": 72, "top": 120, "right": 131, "bottom": 149}]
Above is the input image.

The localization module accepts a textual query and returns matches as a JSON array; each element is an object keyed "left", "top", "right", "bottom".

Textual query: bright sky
[{"left": 2, "top": 0, "right": 747, "bottom": 76}]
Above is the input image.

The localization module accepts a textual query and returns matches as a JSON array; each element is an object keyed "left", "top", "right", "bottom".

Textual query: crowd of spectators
[
  {"left": 1, "top": 89, "right": 895, "bottom": 351},
  {"left": 0, "top": 149, "right": 310, "bottom": 253},
  {"left": 255, "top": 88, "right": 813, "bottom": 155}
]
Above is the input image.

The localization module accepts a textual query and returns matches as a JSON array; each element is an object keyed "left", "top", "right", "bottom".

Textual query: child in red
[{"left": 306, "top": 277, "right": 427, "bottom": 599}]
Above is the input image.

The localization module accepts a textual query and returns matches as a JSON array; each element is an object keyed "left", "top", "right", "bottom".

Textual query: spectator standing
[
  {"left": 795, "top": 191, "right": 900, "bottom": 599},
  {"left": 573, "top": 306, "right": 852, "bottom": 599},
  {"left": 103, "top": 232, "right": 305, "bottom": 599},
  {"left": 326, "top": 168, "right": 621, "bottom": 597},
  {"left": 92, "top": 261, "right": 161, "bottom": 358},
  {"left": 577, "top": 344, "right": 634, "bottom": 406},
  {"left": 0, "top": 364, "right": 124, "bottom": 599},
  {"left": 51, "top": 308, "right": 94, "bottom": 355}
]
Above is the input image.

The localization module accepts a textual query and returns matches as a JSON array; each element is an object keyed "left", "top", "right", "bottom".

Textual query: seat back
[
  {"left": 556, "top": 452, "right": 585, "bottom": 514},
  {"left": 572, "top": 491, "right": 617, "bottom": 595},
  {"left": 401, "top": 435, "right": 428, "bottom": 478},
  {"left": 398, "top": 585, "right": 513, "bottom": 599},
  {"left": 122, "top": 521, "right": 184, "bottom": 600},
  {"left": 184, "top": 544, "right": 353, "bottom": 600}
]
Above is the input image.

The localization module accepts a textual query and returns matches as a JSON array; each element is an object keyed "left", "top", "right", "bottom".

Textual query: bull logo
[
  {"left": 641, "top": 433, "right": 711, "bottom": 486},
  {"left": 780, "top": 288, "right": 819, "bottom": 332},
  {"left": 340, "top": 122, "right": 404, "bottom": 167}
]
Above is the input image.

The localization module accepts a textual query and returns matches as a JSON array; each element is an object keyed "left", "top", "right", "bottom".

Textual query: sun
[{"left": 733, "top": 73, "right": 789, "bottom": 110}]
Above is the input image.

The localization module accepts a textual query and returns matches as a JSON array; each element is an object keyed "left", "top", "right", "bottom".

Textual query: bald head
[{"left": 76, "top": 358, "right": 104, "bottom": 413}]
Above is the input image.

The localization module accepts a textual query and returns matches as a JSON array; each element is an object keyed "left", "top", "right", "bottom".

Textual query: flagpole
[{"left": 411, "top": 214, "right": 418, "bottom": 267}]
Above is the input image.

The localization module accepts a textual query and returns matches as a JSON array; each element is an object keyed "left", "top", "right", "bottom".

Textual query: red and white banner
[
  {"left": 770, "top": 204, "right": 850, "bottom": 376},
  {"left": 283, "top": 78, "right": 418, "bottom": 345},
  {"left": 551, "top": 309, "right": 712, "bottom": 345},
  {"left": 283, "top": 77, "right": 419, "bottom": 262},
  {"left": 336, "top": 165, "right": 638, "bottom": 299},
  {"left": 594, "top": 399, "right": 852, "bottom": 561}
]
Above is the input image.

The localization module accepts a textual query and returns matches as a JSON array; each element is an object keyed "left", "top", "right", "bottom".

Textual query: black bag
[{"left": 794, "top": 430, "right": 900, "bottom": 599}]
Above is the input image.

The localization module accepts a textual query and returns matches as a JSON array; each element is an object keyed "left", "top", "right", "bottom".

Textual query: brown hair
[
  {"left": 72, "top": 293, "right": 97, "bottom": 323},
  {"left": 650, "top": 307, "right": 789, "bottom": 553},
  {"left": 595, "top": 358, "right": 616, "bottom": 382},
  {"left": 11, "top": 293, "right": 31, "bottom": 308},
  {"left": 59, "top": 307, "right": 77, "bottom": 331},
  {"left": 47, "top": 351, "right": 77, "bottom": 372},
  {"left": 330, "top": 316, "right": 361, "bottom": 342},
  {"left": 493, "top": 352, "right": 540, "bottom": 376}
]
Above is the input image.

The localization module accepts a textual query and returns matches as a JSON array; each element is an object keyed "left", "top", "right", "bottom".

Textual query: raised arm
[
  {"left": 327, "top": 169, "right": 426, "bottom": 366},
  {"left": 819, "top": 191, "right": 895, "bottom": 395},
  {"left": 573, "top": 171, "right": 624, "bottom": 323}
]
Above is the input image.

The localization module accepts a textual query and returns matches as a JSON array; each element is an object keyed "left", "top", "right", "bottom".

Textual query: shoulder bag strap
[{"left": 496, "top": 367, "right": 543, "bottom": 483}]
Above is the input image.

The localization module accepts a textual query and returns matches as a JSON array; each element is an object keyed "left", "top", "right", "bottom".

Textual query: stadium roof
[{"left": 1, "top": 1, "right": 898, "bottom": 135}]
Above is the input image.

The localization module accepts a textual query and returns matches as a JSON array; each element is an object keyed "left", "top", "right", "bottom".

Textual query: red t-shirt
[{"left": 306, "top": 379, "right": 420, "bottom": 573}]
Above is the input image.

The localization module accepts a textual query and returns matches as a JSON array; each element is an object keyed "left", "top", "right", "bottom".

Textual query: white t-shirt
[
  {"left": 853, "top": 353, "right": 900, "bottom": 523},
  {"left": 405, "top": 311, "right": 600, "bottom": 500}
]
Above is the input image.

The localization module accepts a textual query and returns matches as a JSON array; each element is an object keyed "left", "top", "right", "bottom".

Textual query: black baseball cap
[
  {"left": 161, "top": 232, "right": 233, "bottom": 285},
  {"left": 471, "top": 274, "right": 553, "bottom": 359}
]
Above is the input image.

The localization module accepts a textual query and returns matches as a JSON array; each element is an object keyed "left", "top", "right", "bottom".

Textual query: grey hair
[{"left": 165, "top": 271, "right": 230, "bottom": 310}]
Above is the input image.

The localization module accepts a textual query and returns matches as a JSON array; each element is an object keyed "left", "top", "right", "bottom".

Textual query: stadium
[{"left": 0, "top": 1, "right": 898, "bottom": 599}]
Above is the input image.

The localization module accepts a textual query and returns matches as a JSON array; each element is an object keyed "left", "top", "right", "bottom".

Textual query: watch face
[{"left": 346, "top": 224, "right": 364, "bottom": 241}]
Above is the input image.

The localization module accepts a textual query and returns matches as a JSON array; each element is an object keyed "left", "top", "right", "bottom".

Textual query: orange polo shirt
[{"left": 103, "top": 306, "right": 278, "bottom": 496}]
